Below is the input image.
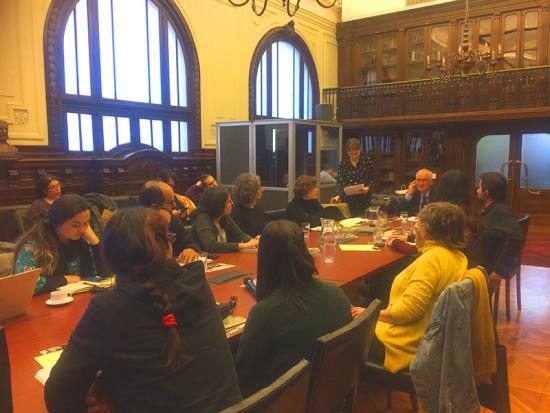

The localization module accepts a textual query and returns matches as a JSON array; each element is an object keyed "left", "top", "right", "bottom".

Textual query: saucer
[
  {"left": 46, "top": 296, "right": 74, "bottom": 306},
  {"left": 395, "top": 189, "right": 408, "bottom": 195}
]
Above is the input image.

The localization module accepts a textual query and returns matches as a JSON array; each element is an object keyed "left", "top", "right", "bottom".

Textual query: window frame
[
  {"left": 44, "top": 0, "right": 201, "bottom": 153},
  {"left": 248, "top": 23, "right": 320, "bottom": 121}
]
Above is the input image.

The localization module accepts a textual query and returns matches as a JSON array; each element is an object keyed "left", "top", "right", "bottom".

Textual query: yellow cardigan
[{"left": 375, "top": 240, "right": 467, "bottom": 373}]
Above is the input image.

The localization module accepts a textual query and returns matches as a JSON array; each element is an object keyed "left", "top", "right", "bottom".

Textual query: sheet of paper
[
  {"left": 58, "top": 282, "right": 92, "bottom": 294},
  {"left": 343, "top": 184, "right": 364, "bottom": 195},
  {"left": 339, "top": 244, "right": 381, "bottom": 252},
  {"left": 35, "top": 349, "right": 63, "bottom": 369},
  {"left": 339, "top": 217, "right": 364, "bottom": 228},
  {"left": 35, "top": 367, "right": 52, "bottom": 386},
  {"left": 206, "top": 263, "right": 235, "bottom": 273}
]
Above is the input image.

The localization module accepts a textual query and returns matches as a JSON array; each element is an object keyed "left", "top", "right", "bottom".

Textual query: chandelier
[
  {"left": 227, "top": 0, "right": 341, "bottom": 17},
  {"left": 427, "top": 0, "right": 503, "bottom": 81}
]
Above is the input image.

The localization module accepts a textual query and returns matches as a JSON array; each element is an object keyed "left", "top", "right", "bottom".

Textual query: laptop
[{"left": 0, "top": 268, "right": 41, "bottom": 322}]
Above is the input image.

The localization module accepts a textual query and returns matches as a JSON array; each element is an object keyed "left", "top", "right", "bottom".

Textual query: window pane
[
  {"left": 521, "top": 134, "right": 550, "bottom": 189},
  {"left": 256, "top": 60, "right": 262, "bottom": 115},
  {"left": 479, "top": 19, "right": 491, "bottom": 54},
  {"left": 168, "top": 23, "right": 178, "bottom": 106},
  {"left": 98, "top": 0, "right": 115, "bottom": 98},
  {"left": 294, "top": 48, "right": 300, "bottom": 118},
  {"left": 523, "top": 11, "right": 538, "bottom": 68},
  {"left": 177, "top": 40, "right": 187, "bottom": 106},
  {"left": 430, "top": 25, "right": 448, "bottom": 62},
  {"left": 272, "top": 43, "right": 278, "bottom": 117},
  {"left": 152, "top": 120, "right": 163, "bottom": 151},
  {"left": 140, "top": 119, "right": 152, "bottom": 145},
  {"left": 67, "top": 113, "right": 81, "bottom": 151},
  {"left": 113, "top": 0, "right": 149, "bottom": 102},
  {"left": 303, "top": 64, "right": 309, "bottom": 120},
  {"left": 475, "top": 134, "right": 511, "bottom": 182},
  {"left": 147, "top": 0, "right": 161, "bottom": 104},
  {"left": 117, "top": 116, "right": 131, "bottom": 144},
  {"left": 63, "top": 11, "right": 78, "bottom": 94},
  {"left": 503, "top": 15, "right": 517, "bottom": 69},
  {"left": 278, "top": 42, "right": 294, "bottom": 119},
  {"left": 171, "top": 121, "right": 179, "bottom": 150},
  {"left": 81, "top": 114, "right": 94, "bottom": 151},
  {"left": 103, "top": 116, "right": 117, "bottom": 151},
  {"left": 179, "top": 122, "right": 188, "bottom": 152},
  {"left": 75, "top": 0, "right": 91, "bottom": 96},
  {"left": 261, "top": 52, "right": 267, "bottom": 116}
]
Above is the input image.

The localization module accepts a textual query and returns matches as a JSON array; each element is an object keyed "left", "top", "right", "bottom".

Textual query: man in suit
[
  {"left": 139, "top": 181, "right": 198, "bottom": 264},
  {"left": 396, "top": 168, "right": 434, "bottom": 216},
  {"left": 477, "top": 172, "right": 524, "bottom": 289}
]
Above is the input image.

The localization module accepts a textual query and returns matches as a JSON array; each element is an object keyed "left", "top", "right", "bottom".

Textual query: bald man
[
  {"left": 139, "top": 181, "right": 198, "bottom": 264},
  {"left": 396, "top": 168, "right": 434, "bottom": 216}
]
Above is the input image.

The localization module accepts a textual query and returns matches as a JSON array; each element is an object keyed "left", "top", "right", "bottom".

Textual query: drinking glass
[
  {"left": 197, "top": 251, "right": 208, "bottom": 273},
  {"left": 301, "top": 222, "right": 311, "bottom": 238}
]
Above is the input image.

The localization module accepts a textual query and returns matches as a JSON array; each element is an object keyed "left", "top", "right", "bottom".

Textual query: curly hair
[
  {"left": 14, "top": 194, "right": 90, "bottom": 277},
  {"left": 101, "top": 207, "right": 186, "bottom": 368},
  {"left": 418, "top": 202, "right": 469, "bottom": 250},
  {"left": 293, "top": 175, "right": 317, "bottom": 199},
  {"left": 35, "top": 174, "right": 60, "bottom": 198},
  {"left": 233, "top": 173, "right": 261, "bottom": 206}
]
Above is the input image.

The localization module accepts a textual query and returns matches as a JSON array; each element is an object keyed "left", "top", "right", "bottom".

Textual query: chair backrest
[
  {"left": 306, "top": 299, "right": 382, "bottom": 413},
  {"left": 0, "top": 326, "right": 13, "bottom": 413},
  {"left": 13, "top": 208, "right": 30, "bottom": 235},
  {"left": 517, "top": 214, "right": 530, "bottom": 242},
  {"left": 219, "top": 359, "right": 310, "bottom": 413}
]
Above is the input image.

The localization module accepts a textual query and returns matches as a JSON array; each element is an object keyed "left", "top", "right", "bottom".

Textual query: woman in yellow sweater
[{"left": 374, "top": 202, "right": 469, "bottom": 373}]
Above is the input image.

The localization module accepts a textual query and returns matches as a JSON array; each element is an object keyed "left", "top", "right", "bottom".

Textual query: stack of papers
[
  {"left": 58, "top": 282, "right": 91, "bottom": 294},
  {"left": 339, "top": 244, "right": 381, "bottom": 252},
  {"left": 34, "top": 349, "right": 63, "bottom": 385},
  {"left": 224, "top": 316, "right": 247, "bottom": 338}
]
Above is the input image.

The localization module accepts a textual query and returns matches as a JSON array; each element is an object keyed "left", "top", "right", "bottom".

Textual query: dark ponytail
[{"left": 101, "top": 207, "right": 187, "bottom": 368}]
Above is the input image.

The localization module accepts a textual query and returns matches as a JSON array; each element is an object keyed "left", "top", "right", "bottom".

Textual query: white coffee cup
[{"left": 50, "top": 290, "right": 70, "bottom": 304}]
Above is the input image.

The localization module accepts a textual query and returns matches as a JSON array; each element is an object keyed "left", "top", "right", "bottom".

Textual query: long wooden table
[{"left": 3, "top": 230, "right": 408, "bottom": 412}]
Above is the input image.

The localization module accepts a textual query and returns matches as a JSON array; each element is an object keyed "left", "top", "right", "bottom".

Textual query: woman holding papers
[
  {"left": 14, "top": 194, "right": 99, "bottom": 295},
  {"left": 45, "top": 207, "right": 241, "bottom": 413},
  {"left": 330, "top": 138, "right": 375, "bottom": 217},
  {"left": 235, "top": 220, "right": 351, "bottom": 397}
]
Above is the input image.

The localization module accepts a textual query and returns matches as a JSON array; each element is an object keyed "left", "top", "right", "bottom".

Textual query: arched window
[
  {"left": 44, "top": 0, "right": 200, "bottom": 152},
  {"left": 249, "top": 22, "right": 319, "bottom": 120}
]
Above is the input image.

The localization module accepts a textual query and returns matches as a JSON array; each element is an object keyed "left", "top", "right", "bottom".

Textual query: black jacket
[
  {"left": 45, "top": 260, "right": 242, "bottom": 413},
  {"left": 170, "top": 215, "right": 198, "bottom": 256},
  {"left": 231, "top": 204, "right": 270, "bottom": 237},
  {"left": 395, "top": 190, "right": 430, "bottom": 216}
]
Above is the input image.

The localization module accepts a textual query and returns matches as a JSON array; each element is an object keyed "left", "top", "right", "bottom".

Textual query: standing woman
[
  {"left": 231, "top": 173, "right": 269, "bottom": 237},
  {"left": 192, "top": 187, "right": 259, "bottom": 252},
  {"left": 28, "top": 175, "right": 62, "bottom": 226},
  {"left": 45, "top": 207, "right": 241, "bottom": 413},
  {"left": 331, "top": 138, "right": 375, "bottom": 217},
  {"left": 14, "top": 194, "right": 99, "bottom": 295}
]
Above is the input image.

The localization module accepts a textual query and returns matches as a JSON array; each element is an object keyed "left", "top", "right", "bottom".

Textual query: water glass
[
  {"left": 399, "top": 211, "right": 409, "bottom": 233},
  {"left": 373, "top": 230, "right": 385, "bottom": 248},
  {"left": 323, "top": 230, "right": 336, "bottom": 263},
  {"left": 197, "top": 251, "right": 208, "bottom": 273},
  {"left": 301, "top": 222, "right": 311, "bottom": 238}
]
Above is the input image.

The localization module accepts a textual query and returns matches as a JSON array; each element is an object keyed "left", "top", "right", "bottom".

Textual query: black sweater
[
  {"left": 231, "top": 204, "right": 270, "bottom": 237},
  {"left": 45, "top": 260, "right": 241, "bottom": 413}
]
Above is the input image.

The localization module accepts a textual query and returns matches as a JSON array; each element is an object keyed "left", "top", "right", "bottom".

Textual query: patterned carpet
[{"left": 522, "top": 230, "right": 550, "bottom": 268}]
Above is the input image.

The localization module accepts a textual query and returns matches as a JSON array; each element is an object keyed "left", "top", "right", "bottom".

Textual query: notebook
[{"left": 0, "top": 268, "right": 41, "bottom": 321}]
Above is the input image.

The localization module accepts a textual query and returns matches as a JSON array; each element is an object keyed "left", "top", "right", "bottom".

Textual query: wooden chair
[
  {"left": 219, "top": 359, "right": 310, "bottom": 413},
  {"left": 306, "top": 299, "right": 382, "bottom": 413},
  {"left": 493, "top": 214, "right": 530, "bottom": 323},
  {"left": 0, "top": 326, "right": 13, "bottom": 413},
  {"left": 363, "top": 361, "right": 418, "bottom": 410}
]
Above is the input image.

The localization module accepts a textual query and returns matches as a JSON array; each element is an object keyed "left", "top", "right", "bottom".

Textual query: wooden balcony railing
[{"left": 323, "top": 66, "right": 550, "bottom": 121}]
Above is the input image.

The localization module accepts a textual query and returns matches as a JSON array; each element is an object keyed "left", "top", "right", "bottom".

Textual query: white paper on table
[
  {"left": 206, "top": 263, "right": 235, "bottom": 273},
  {"left": 343, "top": 184, "right": 365, "bottom": 195},
  {"left": 58, "top": 282, "right": 91, "bottom": 294},
  {"left": 35, "top": 367, "right": 52, "bottom": 385}
]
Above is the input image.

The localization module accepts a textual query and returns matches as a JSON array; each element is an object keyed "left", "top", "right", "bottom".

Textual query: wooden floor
[{"left": 355, "top": 265, "right": 550, "bottom": 413}]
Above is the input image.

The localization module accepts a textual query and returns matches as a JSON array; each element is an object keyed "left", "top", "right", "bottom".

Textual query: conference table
[{"left": 3, "top": 229, "right": 409, "bottom": 413}]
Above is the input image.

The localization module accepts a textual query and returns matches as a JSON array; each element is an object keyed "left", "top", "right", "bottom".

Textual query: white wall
[
  {"left": 342, "top": 0, "right": 455, "bottom": 22},
  {"left": 0, "top": 0, "right": 340, "bottom": 149}
]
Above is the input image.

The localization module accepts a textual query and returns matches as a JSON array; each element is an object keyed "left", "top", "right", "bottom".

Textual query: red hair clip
[{"left": 162, "top": 313, "right": 178, "bottom": 327}]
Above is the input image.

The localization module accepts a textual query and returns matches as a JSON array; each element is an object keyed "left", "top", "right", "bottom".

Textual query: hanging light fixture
[
  {"left": 427, "top": 0, "right": 503, "bottom": 81},
  {"left": 227, "top": 0, "right": 341, "bottom": 17}
]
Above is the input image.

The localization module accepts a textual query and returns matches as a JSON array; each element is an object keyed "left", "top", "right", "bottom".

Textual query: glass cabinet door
[
  {"left": 503, "top": 14, "right": 518, "bottom": 69},
  {"left": 295, "top": 123, "right": 316, "bottom": 178},
  {"left": 523, "top": 11, "right": 538, "bottom": 67},
  {"left": 478, "top": 18, "right": 492, "bottom": 55},
  {"left": 407, "top": 28, "right": 425, "bottom": 80},
  {"left": 362, "top": 36, "right": 377, "bottom": 85},
  {"left": 381, "top": 32, "right": 398, "bottom": 83},
  {"left": 429, "top": 25, "right": 448, "bottom": 66},
  {"left": 255, "top": 123, "right": 289, "bottom": 188}
]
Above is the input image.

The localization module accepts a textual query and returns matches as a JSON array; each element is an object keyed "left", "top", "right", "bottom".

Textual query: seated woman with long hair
[
  {"left": 44, "top": 207, "right": 241, "bottom": 413},
  {"left": 231, "top": 173, "right": 270, "bottom": 237},
  {"left": 192, "top": 187, "right": 259, "bottom": 252},
  {"left": 372, "top": 202, "right": 468, "bottom": 373},
  {"left": 14, "top": 194, "right": 99, "bottom": 295},
  {"left": 27, "top": 174, "right": 62, "bottom": 226},
  {"left": 235, "top": 220, "right": 352, "bottom": 397}
]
